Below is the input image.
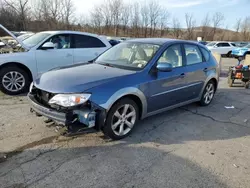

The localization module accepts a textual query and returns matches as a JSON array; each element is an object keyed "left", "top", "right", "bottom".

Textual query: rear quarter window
[{"left": 200, "top": 47, "right": 210, "bottom": 62}]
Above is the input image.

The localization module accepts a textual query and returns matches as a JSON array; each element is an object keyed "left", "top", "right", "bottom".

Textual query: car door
[
  {"left": 72, "top": 34, "right": 108, "bottom": 64},
  {"left": 217, "top": 42, "right": 231, "bottom": 55},
  {"left": 148, "top": 44, "right": 188, "bottom": 113},
  {"left": 35, "top": 34, "right": 73, "bottom": 75},
  {"left": 183, "top": 44, "right": 208, "bottom": 100}
]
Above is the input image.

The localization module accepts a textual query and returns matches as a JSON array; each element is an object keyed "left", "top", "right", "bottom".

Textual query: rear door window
[
  {"left": 184, "top": 44, "right": 203, "bottom": 65},
  {"left": 217, "top": 43, "right": 230, "bottom": 47},
  {"left": 72, "top": 34, "right": 106, "bottom": 48}
]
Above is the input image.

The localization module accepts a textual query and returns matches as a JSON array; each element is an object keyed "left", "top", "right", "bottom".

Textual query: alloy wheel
[
  {"left": 111, "top": 104, "right": 136, "bottom": 136},
  {"left": 203, "top": 83, "right": 214, "bottom": 104},
  {"left": 2, "top": 71, "right": 25, "bottom": 92}
]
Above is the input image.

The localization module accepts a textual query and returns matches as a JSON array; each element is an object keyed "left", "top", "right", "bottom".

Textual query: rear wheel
[
  {"left": 0, "top": 66, "right": 30, "bottom": 95},
  {"left": 102, "top": 98, "right": 139, "bottom": 140},
  {"left": 200, "top": 81, "right": 215, "bottom": 106},
  {"left": 227, "top": 51, "right": 232, "bottom": 58}
]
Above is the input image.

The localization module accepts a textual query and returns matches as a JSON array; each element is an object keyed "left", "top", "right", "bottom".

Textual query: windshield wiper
[{"left": 99, "top": 62, "right": 115, "bottom": 67}]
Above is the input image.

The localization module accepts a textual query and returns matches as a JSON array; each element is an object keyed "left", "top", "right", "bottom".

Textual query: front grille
[{"left": 32, "top": 87, "right": 55, "bottom": 108}]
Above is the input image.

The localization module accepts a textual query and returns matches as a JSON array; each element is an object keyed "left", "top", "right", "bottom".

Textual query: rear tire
[
  {"left": 200, "top": 80, "right": 215, "bottom": 106},
  {"left": 0, "top": 66, "right": 30, "bottom": 95},
  {"left": 102, "top": 98, "right": 139, "bottom": 140},
  {"left": 227, "top": 51, "right": 232, "bottom": 58}
]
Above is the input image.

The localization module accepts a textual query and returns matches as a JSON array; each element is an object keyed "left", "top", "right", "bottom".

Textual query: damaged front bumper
[{"left": 28, "top": 93, "right": 106, "bottom": 132}]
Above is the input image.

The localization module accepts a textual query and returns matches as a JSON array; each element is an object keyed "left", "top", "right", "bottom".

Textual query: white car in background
[
  {"left": 0, "top": 25, "right": 111, "bottom": 95},
  {"left": 206, "top": 41, "right": 236, "bottom": 57}
]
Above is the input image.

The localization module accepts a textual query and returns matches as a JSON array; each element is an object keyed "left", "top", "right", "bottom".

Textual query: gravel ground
[{"left": 1, "top": 58, "right": 250, "bottom": 188}]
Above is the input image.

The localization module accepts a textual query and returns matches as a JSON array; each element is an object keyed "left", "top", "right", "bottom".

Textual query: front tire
[
  {"left": 102, "top": 98, "right": 139, "bottom": 140},
  {"left": 200, "top": 81, "right": 215, "bottom": 106},
  {"left": 0, "top": 66, "right": 30, "bottom": 95}
]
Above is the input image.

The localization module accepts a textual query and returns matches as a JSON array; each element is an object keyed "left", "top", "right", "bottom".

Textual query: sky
[{"left": 73, "top": 0, "right": 249, "bottom": 30}]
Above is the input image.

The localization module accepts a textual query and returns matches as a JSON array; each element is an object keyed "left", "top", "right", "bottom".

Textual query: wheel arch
[
  {"left": 199, "top": 76, "right": 218, "bottom": 100},
  {"left": 209, "top": 78, "right": 218, "bottom": 92},
  {"left": 99, "top": 87, "right": 147, "bottom": 119},
  {"left": 0, "top": 62, "right": 33, "bottom": 82},
  {"left": 116, "top": 94, "right": 143, "bottom": 119},
  {"left": 244, "top": 51, "right": 250, "bottom": 57}
]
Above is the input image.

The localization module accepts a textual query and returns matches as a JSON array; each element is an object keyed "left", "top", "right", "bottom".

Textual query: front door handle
[
  {"left": 180, "top": 73, "right": 185, "bottom": 78},
  {"left": 66, "top": 53, "right": 72, "bottom": 57}
]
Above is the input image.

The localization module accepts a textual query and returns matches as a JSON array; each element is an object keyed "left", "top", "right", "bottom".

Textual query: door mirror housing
[
  {"left": 156, "top": 63, "right": 173, "bottom": 72},
  {"left": 41, "top": 42, "right": 55, "bottom": 50}
]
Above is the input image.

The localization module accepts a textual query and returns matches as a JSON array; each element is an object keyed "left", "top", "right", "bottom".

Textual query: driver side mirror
[
  {"left": 41, "top": 42, "right": 55, "bottom": 50},
  {"left": 157, "top": 63, "right": 173, "bottom": 72},
  {"left": 214, "top": 45, "right": 218, "bottom": 48}
]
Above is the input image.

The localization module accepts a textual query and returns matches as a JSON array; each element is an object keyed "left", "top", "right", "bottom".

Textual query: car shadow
[
  {"left": 127, "top": 86, "right": 250, "bottom": 143},
  {"left": 0, "top": 144, "right": 229, "bottom": 188}
]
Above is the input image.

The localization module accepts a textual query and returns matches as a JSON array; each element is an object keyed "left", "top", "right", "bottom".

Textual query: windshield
[
  {"left": 96, "top": 42, "right": 160, "bottom": 70},
  {"left": 23, "top": 33, "right": 51, "bottom": 48},
  {"left": 207, "top": 42, "right": 216, "bottom": 47}
]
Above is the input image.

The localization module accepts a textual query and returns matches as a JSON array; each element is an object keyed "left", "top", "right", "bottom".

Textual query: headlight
[
  {"left": 49, "top": 94, "right": 91, "bottom": 107},
  {"left": 29, "top": 82, "right": 34, "bottom": 92}
]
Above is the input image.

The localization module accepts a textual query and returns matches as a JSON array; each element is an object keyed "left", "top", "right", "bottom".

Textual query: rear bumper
[{"left": 28, "top": 94, "right": 68, "bottom": 124}]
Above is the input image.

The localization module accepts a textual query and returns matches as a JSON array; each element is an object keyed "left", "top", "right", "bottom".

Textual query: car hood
[
  {"left": 0, "top": 24, "right": 29, "bottom": 50},
  {"left": 34, "top": 63, "right": 136, "bottom": 93}
]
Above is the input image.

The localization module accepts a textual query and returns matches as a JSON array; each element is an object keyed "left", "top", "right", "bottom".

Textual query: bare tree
[
  {"left": 148, "top": 0, "right": 160, "bottom": 37},
  {"left": 159, "top": 9, "right": 170, "bottom": 37},
  {"left": 121, "top": 4, "right": 130, "bottom": 36},
  {"left": 235, "top": 19, "right": 241, "bottom": 33},
  {"left": 201, "top": 13, "right": 210, "bottom": 40},
  {"left": 61, "top": 0, "right": 75, "bottom": 29},
  {"left": 172, "top": 17, "right": 182, "bottom": 39},
  {"left": 3, "top": 0, "right": 30, "bottom": 30},
  {"left": 185, "top": 13, "right": 196, "bottom": 40},
  {"left": 240, "top": 16, "right": 250, "bottom": 41},
  {"left": 211, "top": 12, "right": 224, "bottom": 40},
  {"left": 131, "top": 2, "right": 140, "bottom": 37},
  {"left": 109, "top": 0, "right": 123, "bottom": 36},
  {"left": 102, "top": 1, "right": 112, "bottom": 34},
  {"left": 90, "top": 6, "right": 104, "bottom": 34},
  {"left": 140, "top": 2, "right": 149, "bottom": 37}
]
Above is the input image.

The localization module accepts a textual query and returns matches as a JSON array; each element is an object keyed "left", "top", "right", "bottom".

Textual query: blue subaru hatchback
[{"left": 28, "top": 38, "right": 219, "bottom": 140}]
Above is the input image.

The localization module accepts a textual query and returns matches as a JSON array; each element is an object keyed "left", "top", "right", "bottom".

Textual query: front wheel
[
  {"left": 102, "top": 98, "right": 139, "bottom": 140},
  {"left": 0, "top": 66, "right": 30, "bottom": 95},
  {"left": 200, "top": 81, "right": 215, "bottom": 106}
]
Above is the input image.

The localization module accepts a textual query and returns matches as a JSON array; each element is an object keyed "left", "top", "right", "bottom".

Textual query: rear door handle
[
  {"left": 180, "top": 73, "right": 185, "bottom": 78},
  {"left": 203, "top": 68, "right": 208, "bottom": 72}
]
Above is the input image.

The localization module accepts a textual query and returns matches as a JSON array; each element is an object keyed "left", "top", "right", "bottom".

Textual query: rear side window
[
  {"left": 231, "top": 43, "right": 236, "bottom": 47},
  {"left": 73, "top": 34, "right": 106, "bottom": 48},
  {"left": 184, "top": 44, "right": 203, "bottom": 65},
  {"left": 200, "top": 48, "right": 210, "bottom": 62},
  {"left": 217, "top": 43, "right": 230, "bottom": 47}
]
